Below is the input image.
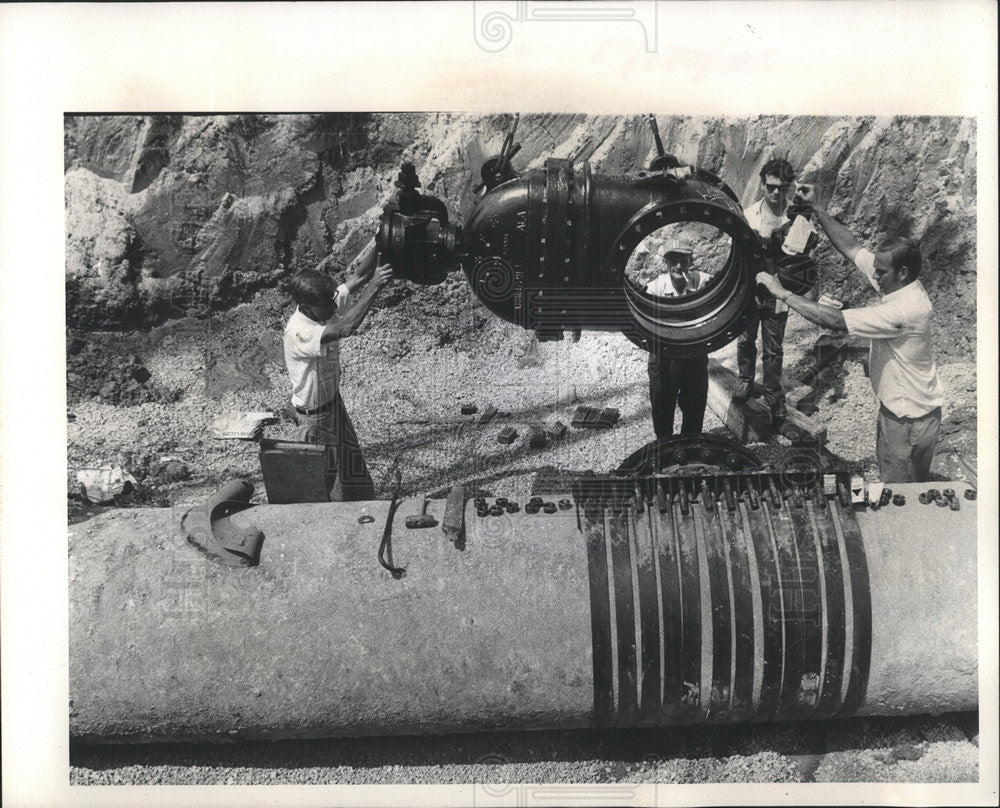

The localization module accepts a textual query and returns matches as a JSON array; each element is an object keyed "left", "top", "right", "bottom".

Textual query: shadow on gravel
[
  {"left": 70, "top": 712, "right": 978, "bottom": 784},
  {"left": 362, "top": 380, "right": 652, "bottom": 497}
]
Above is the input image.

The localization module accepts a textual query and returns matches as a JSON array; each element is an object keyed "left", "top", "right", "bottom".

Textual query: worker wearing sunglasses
[{"left": 735, "top": 158, "right": 807, "bottom": 421}]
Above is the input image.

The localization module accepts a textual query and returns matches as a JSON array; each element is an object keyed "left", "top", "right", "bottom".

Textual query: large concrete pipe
[{"left": 68, "top": 475, "right": 977, "bottom": 743}]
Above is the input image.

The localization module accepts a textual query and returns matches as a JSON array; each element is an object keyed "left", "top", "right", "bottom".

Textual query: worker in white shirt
[
  {"left": 735, "top": 158, "right": 817, "bottom": 421},
  {"left": 755, "top": 189, "right": 943, "bottom": 483},
  {"left": 646, "top": 235, "right": 713, "bottom": 440},
  {"left": 284, "top": 243, "right": 393, "bottom": 500}
]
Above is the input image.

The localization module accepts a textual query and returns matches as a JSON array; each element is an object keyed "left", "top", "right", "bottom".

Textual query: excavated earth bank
[{"left": 66, "top": 114, "right": 979, "bottom": 783}]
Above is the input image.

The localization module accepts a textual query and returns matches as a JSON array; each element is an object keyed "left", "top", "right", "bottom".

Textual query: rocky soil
[
  {"left": 66, "top": 114, "right": 980, "bottom": 783},
  {"left": 70, "top": 714, "right": 978, "bottom": 786}
]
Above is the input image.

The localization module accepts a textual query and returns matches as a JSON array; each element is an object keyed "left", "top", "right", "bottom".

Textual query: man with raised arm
[
  {"left": 284, "top": 241, "right": 393, "bottom": 500},
  {"left": 755, "top": 190, "right": 943, "bottom": 483}
]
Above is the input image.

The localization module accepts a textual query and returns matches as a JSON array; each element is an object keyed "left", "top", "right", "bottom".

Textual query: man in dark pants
[
  {"left": 646, "top": 236, "right": 713, "bottom": 439},
  {"left": 735, "top": 158, "right": 811, "bottom": 421}
]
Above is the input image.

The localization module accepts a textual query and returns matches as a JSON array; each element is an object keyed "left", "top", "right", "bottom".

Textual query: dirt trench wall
[{"left": 64, "top": 113, "right": 976, "bottom": 359}]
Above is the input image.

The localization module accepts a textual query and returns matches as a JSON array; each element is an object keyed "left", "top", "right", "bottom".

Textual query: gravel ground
[
  {"left": 66, "top": 284, "right": 978, "bottom": 512},
  {"left": 70, "top": 713, "right": 978, "bottom": 785}
]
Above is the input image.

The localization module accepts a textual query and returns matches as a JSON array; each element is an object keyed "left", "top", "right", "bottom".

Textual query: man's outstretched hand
[
  {"left": 341, "top": 241, "right": 381, "bottom": 294},
  {"left": 792, "top": 183, "right": 824, "bottom": 215},
  {"left": 374, "top": 263, "right": 394, "bottom": 287},
  {"left": 794, "top": 183, "right": 815, "bottom": 202},
  {"left": 756, "top": 271, "right": 787, "bottom": 299}
]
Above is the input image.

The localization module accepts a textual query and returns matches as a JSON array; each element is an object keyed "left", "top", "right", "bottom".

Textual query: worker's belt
[
  {"left": 879, "top": 404, "right": 941, "bottom": 424},
  {"left": 294, "top": 400, "right": 334, "bottom": 416}
]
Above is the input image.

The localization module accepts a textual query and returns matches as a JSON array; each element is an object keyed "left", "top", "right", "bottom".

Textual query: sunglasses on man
[{"left": 765, "top": 182, "right": 791, "bottom": 192}]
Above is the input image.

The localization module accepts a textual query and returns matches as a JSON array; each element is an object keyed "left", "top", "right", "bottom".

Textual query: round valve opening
[
  {"left": 624, "top": 221, "right": 733, "bottom": 303},
  {"left": 617, "top": 201, "right": 762, "bottom": 357}
]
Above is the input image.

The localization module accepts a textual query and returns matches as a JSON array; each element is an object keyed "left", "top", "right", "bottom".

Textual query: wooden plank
[
  {"left": 727, "top": 378, "right": 817, "bottom": 414},
  {"left": 784, "top": 383, "right": 814, "bottom": 410},
  {"left": 785, "top": 405, "right": 826, "bottom": 444},
  {"left": 798, "top": 334, "right": 869, "bottom": 387},
  {"left": 953, "top": 452, "right": 978, "bottom": 487},
  {"left": 706, "top": 360, "right": 771, "bottom": 443},
  {"left": 707, "top": 360, "right": 826, "bottom": 445},
  {"left": 704, "top": 332, "right": 863, "bottom": 444}
]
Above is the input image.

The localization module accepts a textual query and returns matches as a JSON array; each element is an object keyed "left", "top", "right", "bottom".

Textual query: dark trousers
[
  {"left": 648, "top": 352, "right": 709, "bottom": 440},
  {"left": 737, "top": 300, "right": 789, "bottom": 406},
  {"left": 292, "top": 392, "right": 375, "bottom": 501},
  {"left": 876, "top": 404, "right": 941, "bottom": 483}
]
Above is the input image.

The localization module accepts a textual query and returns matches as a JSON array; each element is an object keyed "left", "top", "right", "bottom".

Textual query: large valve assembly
[{"left": 378, "top": 116, "right": 791, "bottom": 356}]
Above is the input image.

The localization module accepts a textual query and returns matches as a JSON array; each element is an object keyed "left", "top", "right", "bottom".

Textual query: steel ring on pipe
[
  {"left": 613, "top": 199, "right": 767, "bottom": 356},
  {"left": 615, "top": 435, "right": 764, "bottom": 477}
]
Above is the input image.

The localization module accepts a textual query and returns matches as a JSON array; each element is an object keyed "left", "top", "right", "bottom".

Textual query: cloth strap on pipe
[{"left": 180, "top": 480, "right": 263, "bottom": 567}]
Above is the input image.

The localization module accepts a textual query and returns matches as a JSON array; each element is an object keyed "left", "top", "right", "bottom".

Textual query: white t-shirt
[
  {"left": 744, "top": 198, "right": 791, "bottom": 313},
  {"left": 743, "top": 198, "right": 787, "bottom": 240},
  {"left": 646, "top": 270, "right": 711, "bottom": 297},
  {"left": 283, "top": 284, "right": 350, "bottom": 410},
  {"left": 842, "top": 249, "right": 944, "bottom": 418}
]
